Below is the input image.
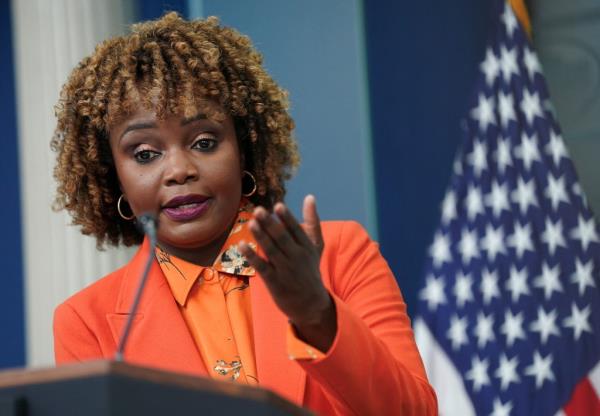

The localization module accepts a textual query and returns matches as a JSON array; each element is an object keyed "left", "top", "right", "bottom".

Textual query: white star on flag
[
  {"left": 465, "top": 185, "right": 485, "bottom": 220},
  {"left": 481, "top": 47, "right": 500, "bottom": 86},
  {"left": 511, "top": 177, "right": 538, "bottom": 213},
  {"left": 500, "top": 2, "right": 518, "bottom": 37},
  {"left": 419, "top": 274, "right": 447, "bottom": 311},
  {"left": 447, "top": 314, "right": 469, "bottom": 350},
  {"left": 465, "top": 356, "right": 491, "bottom": 392},
  {"left": 541, "top": 218, "right": 567, "bottom": 255},
  {"left": 480, "top": 268, "right": 501, "bottom": 305},
  {"left": 533, "top": 262, "right": 563, "bottom": 300},
  {"left": 429, "top": 231, "right": 452, "bottom": 267},
  {"left": 458, "top": 228, "right": 480, "bottom": 264},
  {"left": 497, "top": 91, "right": 517, "bottom": 128},
  {"left": 563, "top": 303, "right": 593, "bottom": 340},
  {"left": 490, "top": 398, "right": 513, "bottom": 416},
  {"left": 544, "top": 174, "right": 569, "bottom": 211},
  {"left": 467, "top": 140, "right": 488, "bottom": 177},
  {"left": 494, "top": 139, "right": 512, "bottom": 174},
  {"left": 501, "top": 310, "right": 526, "bottom": 347},
  {"left": 570, "top": 258, "right": 596, "bottom": 296},
  {"left": 494, "top": 354, "right": 521, "bottom": 390},
  {"left": 514, "top": 132, "right": 541, "bottom": 170},
  {"left": 480, "top": 224, "right": 507, "bottom": 261},
  {"left": 505, "top": 265, "right": 530, "bottom": 302},
  {"left": 545, "top": 130, "right": 568, "bottom": 167},
  {"left": 530, "top": 307, "right": 560, "bottom": 344},
  {"left": 485, "top": 181, "right": 510, "bottom": 218},
  {"left": 441, "top": 190, "right": 458, "bottom": 224},
  {"left": 453, "top": 272, "right": 474, "bottom": 308},
  {"left": 572, "top": 183, "right": 589, "bottom": 208},
  {"left": 499, "top": 45, "right": 518, "bottom": 82},
  {"left": 524, "top": 351, "right": 555, "bottom": 389},
  {"left": 471, "top": 94, "right": 496, "bottom": 131},
  {"left": 523, "top": 46, "right": 542, "bottom": 80},
  {"left": 474, "top": 312, "right": 495, "bottom": 348},
  {"left": 494, "top": 137, "right": 513, "bottom": 174},
  {"left": 570, "top": 215, "right": 600, "bottom": 252},
  {"left": 520, "top": 89, "right": 544, "bottom": 126},
  {"left": 507, "top": 221, "right": 534, "bottom": 258}
]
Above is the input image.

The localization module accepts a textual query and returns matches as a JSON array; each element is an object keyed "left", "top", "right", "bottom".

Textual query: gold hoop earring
[
  {"left": 117, "top": 195, "right": 135, "bottom": 220},
  {"left": 242, "top": 170, "right": 257, "bottom": 197}
]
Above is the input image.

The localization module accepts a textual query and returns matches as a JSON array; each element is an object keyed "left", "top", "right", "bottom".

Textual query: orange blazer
[{"left": 54, "top": 221, "right": 437, "bottom": 415}]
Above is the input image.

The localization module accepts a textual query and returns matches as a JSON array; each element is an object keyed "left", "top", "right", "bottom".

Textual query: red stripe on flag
[{"left": 564, "top": 378, "right": 600, "bottom": 416}]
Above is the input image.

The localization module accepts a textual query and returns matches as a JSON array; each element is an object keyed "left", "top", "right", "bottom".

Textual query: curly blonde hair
[{"left": 51, "top": 12, "right": 300, "bottom": 247}]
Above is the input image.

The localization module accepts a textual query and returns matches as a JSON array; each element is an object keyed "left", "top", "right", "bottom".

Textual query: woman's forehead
[{"left": 108, "top": 97, "right": 229, "bottom": 129}]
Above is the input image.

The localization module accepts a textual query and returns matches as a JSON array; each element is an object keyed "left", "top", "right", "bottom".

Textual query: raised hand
[{"left": 239, "top": 195, "right": 337, "bottom": 352}]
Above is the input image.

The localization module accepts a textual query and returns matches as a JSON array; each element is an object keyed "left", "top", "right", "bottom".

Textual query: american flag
[{"left": 414, "top": 1, "right": 600, "bottom": 415}]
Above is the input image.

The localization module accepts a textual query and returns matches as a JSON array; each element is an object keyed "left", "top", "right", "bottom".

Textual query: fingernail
[{"left": 254, "top": 208, "right": 266, "bottom": 219}]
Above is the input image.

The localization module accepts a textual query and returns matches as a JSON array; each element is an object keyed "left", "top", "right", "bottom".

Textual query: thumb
[{"left": 303, "top": 195, "right": 323, "bottom": 253}]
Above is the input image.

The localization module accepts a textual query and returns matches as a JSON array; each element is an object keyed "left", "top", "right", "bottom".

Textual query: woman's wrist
[{"left": 290, "top": 293, "right": 337, "bottom": 353}]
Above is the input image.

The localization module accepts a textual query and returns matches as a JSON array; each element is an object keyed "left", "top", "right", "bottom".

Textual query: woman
[{"left": 52, "top": 12, "right": 437, "bottom": 415}]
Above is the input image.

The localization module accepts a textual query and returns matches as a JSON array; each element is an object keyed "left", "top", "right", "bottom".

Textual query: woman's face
[{"left": 109, "top": 102, "right": 243, "bottom": 263}]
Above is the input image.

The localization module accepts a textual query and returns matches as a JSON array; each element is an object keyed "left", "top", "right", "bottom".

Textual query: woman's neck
[{"left": 156, "top": 224, "right": 234, "bottom": 267}]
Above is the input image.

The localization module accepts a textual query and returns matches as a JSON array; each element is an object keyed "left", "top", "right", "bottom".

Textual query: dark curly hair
[{"left": 51, "top": 12, "right": 300, "bottom": 248}]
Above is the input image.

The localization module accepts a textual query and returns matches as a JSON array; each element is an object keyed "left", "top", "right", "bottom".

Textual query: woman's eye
[
  {"left": 193, "top": 137, "right": 217, "bottom": 151},
  {"left": 133, "top": 149, "right": 160, "bottom": 163}
]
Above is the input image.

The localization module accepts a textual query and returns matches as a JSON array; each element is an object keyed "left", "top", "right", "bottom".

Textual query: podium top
[{"left": 0, "top": 360, "right": 311, "bottom": 416}]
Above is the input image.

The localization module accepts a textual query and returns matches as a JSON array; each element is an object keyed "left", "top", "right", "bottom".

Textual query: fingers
[
  {"left": 238, "top": 241, "right": 274, "bottom": 277},
  {"left": 245, "top": 196, "right": 323, "bottom": 271},
  {"left": 302, "top": 195, "right": 323, "bottom": 251},
  {"left": 273, "top": 202, "right": 313, "bottom": 248},
  {"left": 252, "top": 206, "right": 297, "bottom": 257}
]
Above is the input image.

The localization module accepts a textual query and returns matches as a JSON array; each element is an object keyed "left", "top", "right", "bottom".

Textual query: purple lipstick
[{"left": 162, "top": 194, "right": 211, "bottom": 221}]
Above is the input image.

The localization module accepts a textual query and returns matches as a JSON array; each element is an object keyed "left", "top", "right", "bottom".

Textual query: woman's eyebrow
[
  {"left": 120, "top": 121, "right": 157, "bottom": 141},
  {"left": 181, "top": 113, "right": 207, "bottom": 125}
]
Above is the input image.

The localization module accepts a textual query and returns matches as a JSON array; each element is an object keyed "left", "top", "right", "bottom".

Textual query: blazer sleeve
[
  {"left": 296, "top": 221, "right": 438, "bottom": 415},
  {"left": 54, "top": 301, "right": 103, "bottom": 364}
]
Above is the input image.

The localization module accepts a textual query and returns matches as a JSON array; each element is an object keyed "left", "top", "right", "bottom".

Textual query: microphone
[{"left": 115, "top": 213, "right": 158, "bottom": 362}]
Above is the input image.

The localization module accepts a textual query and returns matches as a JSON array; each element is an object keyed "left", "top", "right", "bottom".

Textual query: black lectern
[{"left": 0, "top": 360, "right": 311, "bottom": 415}]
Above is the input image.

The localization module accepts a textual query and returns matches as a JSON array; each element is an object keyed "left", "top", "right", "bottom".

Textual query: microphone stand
[{"left": 115, "top": 214, "right": 157, "bottom": 362}]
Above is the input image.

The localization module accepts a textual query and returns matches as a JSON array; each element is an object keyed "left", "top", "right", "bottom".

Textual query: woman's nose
[{"left": 163, "top": 149, "right": 199, "bottom": 185}]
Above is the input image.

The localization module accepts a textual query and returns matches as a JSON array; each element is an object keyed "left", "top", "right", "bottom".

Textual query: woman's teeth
[{"left": 176, "top": 203, "right": 199, "bottom": 209}]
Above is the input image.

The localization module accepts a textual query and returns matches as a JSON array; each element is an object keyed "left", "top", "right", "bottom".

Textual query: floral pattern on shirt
[
  {"left": 220, "top": 244, "right": 256, "bottom": 275},
  {"left": 212, "top": 199, "right": 256, "bottom": 276}
]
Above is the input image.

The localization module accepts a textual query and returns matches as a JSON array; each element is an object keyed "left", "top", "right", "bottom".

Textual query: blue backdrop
[{"left": 1, "top": 0, "right": 25, "bottom": 369}]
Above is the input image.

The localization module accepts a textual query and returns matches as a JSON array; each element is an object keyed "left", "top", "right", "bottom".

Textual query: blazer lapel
[
  {"left": 251, "top": 273, "right": 306, "bottom": 404},
  {"left": 104, "top": 235, "right": 306, "bottom": 399},
  {"left": 106, "top": 238, "right": 207, "bottom": 376}
]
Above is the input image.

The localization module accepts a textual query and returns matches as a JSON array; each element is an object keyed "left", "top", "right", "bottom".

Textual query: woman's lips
[{"left": 162, "top": 195, "right": 211, "bottom": 221}]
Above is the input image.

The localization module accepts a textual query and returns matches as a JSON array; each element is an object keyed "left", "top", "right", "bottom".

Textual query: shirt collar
[{"left": 156, "top": 198, "right": 257, "bottom": 306}]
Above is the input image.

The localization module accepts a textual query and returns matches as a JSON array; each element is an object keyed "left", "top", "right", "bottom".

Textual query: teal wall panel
[{"left": 193, "top": 0, "right": 377, "bottom": 235}]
